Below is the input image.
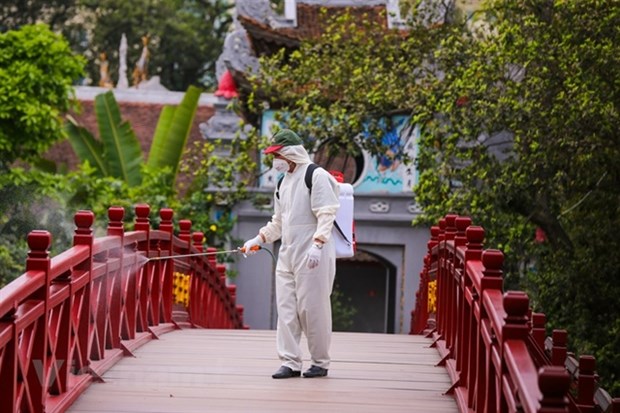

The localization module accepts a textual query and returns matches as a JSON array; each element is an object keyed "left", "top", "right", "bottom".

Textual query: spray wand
[{"left": 147, "top": 245, "right": 275, "bottom": 263}]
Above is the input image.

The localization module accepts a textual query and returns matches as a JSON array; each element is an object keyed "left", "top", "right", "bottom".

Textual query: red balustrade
[
  {"left": 411, "top": 214, "right": 620, "bottom": 413},
  {"left": 0, "top": 205, "right": 245, "bottom": 413}
]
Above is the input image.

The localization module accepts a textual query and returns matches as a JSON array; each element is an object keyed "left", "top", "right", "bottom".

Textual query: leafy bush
[{"left": 0, "top": 24, "right": 84, "bottom": 170}]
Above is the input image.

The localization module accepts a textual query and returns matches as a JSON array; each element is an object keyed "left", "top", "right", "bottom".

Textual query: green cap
[{"left": 264, "top": 129, "right": 303, "bottom": 154}]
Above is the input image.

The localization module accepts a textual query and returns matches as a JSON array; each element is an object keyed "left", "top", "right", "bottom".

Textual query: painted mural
[
  {"left": 260, "top": 110, "right": 418, "bottom": 193},
  {"left": 355, "top": 116, "right": 418, "bottom": 194}
]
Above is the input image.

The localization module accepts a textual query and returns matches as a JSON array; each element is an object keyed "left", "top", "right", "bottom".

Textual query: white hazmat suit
[{"left": 259, "top": 145, "right": 340, "bottom": 372}]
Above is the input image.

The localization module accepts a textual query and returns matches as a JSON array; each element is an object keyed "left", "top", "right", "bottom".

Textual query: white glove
[
  {"left": 242, "top": 235, "right": 263, "bottom": 256},
  {"left": 306, "top": 243, "right": 322, "bottom": 269}
]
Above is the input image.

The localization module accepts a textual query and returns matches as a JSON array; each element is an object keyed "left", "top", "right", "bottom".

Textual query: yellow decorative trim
[
  {"left": 173, "top": 272, "right": 191, "bottom": 306},
  {"left": 428, "top": 280, "right": 437, "bottom": 314}
]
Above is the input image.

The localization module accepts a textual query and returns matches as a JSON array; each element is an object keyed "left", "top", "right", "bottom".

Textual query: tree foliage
[
  {"left": 0, "top": 24, "right": 85, "bottom": 170},
  {"left": 412, "top": 0, "right": 620, "bottom": 393},
  {"left": 247, "top": 1, "right": 620, "bottom": 394},
  {"left": 77, "top": 0, "right": 232, "bottom": 91},
  {"left": 0, "top": 0, "right": 80, "bottom": 33},
  {"left": 0, "top": 0, "right": 232, "bottom": 91},
  {"left": 179, "top": 127, "right": 261, "bottom": 248},
  {"left": 248, "top": 8, "right": 430, "bottom": 158}
]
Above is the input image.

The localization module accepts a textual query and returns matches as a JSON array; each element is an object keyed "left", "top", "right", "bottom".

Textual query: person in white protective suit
[{"left": 243, "top": 129, "right": 340, "bottom": 379}]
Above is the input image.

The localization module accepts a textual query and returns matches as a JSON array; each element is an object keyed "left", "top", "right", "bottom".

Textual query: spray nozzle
[{"left": 238, "top": 245, "right": 261, "bottom": 254}]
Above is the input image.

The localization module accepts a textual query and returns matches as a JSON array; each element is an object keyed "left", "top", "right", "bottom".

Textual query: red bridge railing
[
  {"left": 411, "top": 214, "right": 619, "bottom": 413},
  {"left": 0, "top": 204, "right": 245, "bottom": 413}
]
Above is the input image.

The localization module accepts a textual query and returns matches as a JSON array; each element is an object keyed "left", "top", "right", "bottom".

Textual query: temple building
[{"left": 213, "top": 0, "right": 431, "bottom": 333}]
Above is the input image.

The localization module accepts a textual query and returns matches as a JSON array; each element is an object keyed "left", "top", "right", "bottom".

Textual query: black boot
[
  {"left": 272, "top": 366, "right": 301, "bottom": 379},
  {"left": 303, "top": 365, "right": 328, "bottom": 378}
]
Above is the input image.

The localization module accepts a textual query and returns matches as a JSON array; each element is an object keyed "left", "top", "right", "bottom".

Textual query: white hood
[{"left": 278, "top": 145, "right": 312, "bottom": 165}]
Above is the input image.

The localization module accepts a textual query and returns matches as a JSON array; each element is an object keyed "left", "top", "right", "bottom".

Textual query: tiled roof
[{"left": 238, "top": 4, "right": 389, "bottom": 56}]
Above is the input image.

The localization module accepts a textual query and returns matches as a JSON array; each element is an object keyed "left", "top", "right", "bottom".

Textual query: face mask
[{"left": 273, "top": 158, "right": 290, "bottom": 173}]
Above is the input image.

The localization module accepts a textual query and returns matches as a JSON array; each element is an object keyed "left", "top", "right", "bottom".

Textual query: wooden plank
[{"left": 67, "top": 329, "right": 458, "bottom": 413}]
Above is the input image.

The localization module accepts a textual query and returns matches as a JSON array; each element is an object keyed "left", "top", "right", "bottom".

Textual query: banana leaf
[
  {"left": 147, "top": 85, "right": 201, "bottom": 180},
  {"left": 148, "top": 105, "right": 175, "bottom": 165},
  {"left": 95, "top": 91, "right": 143, "bottom": 186},
  {"left": 65, "top": 114, "right": 108, "bottom": 177}
]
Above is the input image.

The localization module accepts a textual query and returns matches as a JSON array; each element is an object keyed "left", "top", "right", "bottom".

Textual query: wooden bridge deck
[{"left": 67, "top": 329, "right": 458, "bottom": 413}]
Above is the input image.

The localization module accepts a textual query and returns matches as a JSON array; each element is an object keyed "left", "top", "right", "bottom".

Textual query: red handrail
[
  {"left": 411, "top": 214, "right": 620, "bottom": 413},
  {"left": 0, "top": 204, "right": 245, "bottom": 413}
]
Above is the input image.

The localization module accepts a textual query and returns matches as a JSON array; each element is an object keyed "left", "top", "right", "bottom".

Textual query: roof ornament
[{"left": 214, "top": 70, "right": 238, "bottom": 99}]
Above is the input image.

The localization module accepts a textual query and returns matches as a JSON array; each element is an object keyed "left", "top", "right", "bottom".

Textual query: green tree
[
  {"left": 78, "top": 0, "right": 232, "bottom": 91},
  {"left": 178, "top": 127, "right": 260, "bottom": 250},
  {"left": 0, "top": 0, "right": 232, "bottom": 91},
  {"left": 0, "top": 0, "right": 80, "bottom": 34},
  {"left": 0, "top": 24, "right": 85, "bottom": 171},
  {"left": 0, "top": 23, "right": 83, "bottom": 287},
  {"left": 411, "top": 1, "right": 619, "bottom": 393}
]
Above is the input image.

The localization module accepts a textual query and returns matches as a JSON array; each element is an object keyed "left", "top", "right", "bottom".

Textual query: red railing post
[
  {"left": 502, "top": 291, "right": 532, "bottom": 412},
  {"left": 159, "top": 208, "right": 174, "bottom": 323},
  {"left": 179, "top": 220, "right": 192, "bottom": 245},
  {"left": 237, "top": 305, "right": 248, "bottom": 329},
  {"left": 465, "top": 225, "right": 484, "bottom": 409},
  {"left": 107, "top": 206, "right": 125, "bottom": 237},
  {"left": 134, "top": 203, "right": 151, "bottom": 232},
  {"left": 27, "top": 230, "right": 52, "bottom": 413},
  {"left": 227, "top": 285, "right": 237, "bottom": 329},
  {"left": 179, "top": 220, "right": 196, "bottom": 323},
  {"left": 192, "top": 231, "right": 205, "bottom": 326},
  {"left": 216, "top": 263, "right": 227, "bottom": 328},
  {"left": 427, "top": 224, "right": 440, "bottom": 331},
  {"left": 480, "top": 250, "right": 504, "bottom": 291},
  {"left": 436, "top": 217, "right": 447, "bottom": 340},
  {"left": 464, "top": 226, "right": 484, "bottom": 261},
  {"left": 410, "top": 224, "right": 440, "bottom": 334},
  {"left": 192, "top": 232, "right": 204, "bottom": 253},
  {"left": 139, "top": 205, "right": 158, "bottom": 330},
  {"left": 551, "top": 330, "right": 568, "bottom": 367},
  {"left": 538, "top": 366, "right": 570, "bottom": 413},
  {"left": 129, "top": 204, "right": 151, "bottom": 336},
  {"left": 106, "top": 206, "right": 125, "bottom": 350},
  {"left": 454, "top": 216, "right": 471, "bottom": 382},
  {"left": 443, "top": 214, "right": 458, "bottom": 355},
  {"left": 135, "top": 203, "right": 151, "bottom": 332},
  {"left": 71, "top": 211, "right": 95, "bottom": 375},
  {"left": 0, "top": 311, "right": 17, "bottom": 413},
  {"left": 159, "top": 208, "right": 174, "bottom": 234},
  {"left": 576, "top": 356, "right": 596, "bottom": 413},
  {"left": 531, "top": 313, "right": 546, "bottom": 350},
  {"left": 479, "top": 249, "right": 504, "bottom": 413}
]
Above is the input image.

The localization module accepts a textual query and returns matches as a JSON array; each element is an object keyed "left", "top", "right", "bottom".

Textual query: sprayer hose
[{"left": 258, "top": 246, "right": 277, "bottom": 265}]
